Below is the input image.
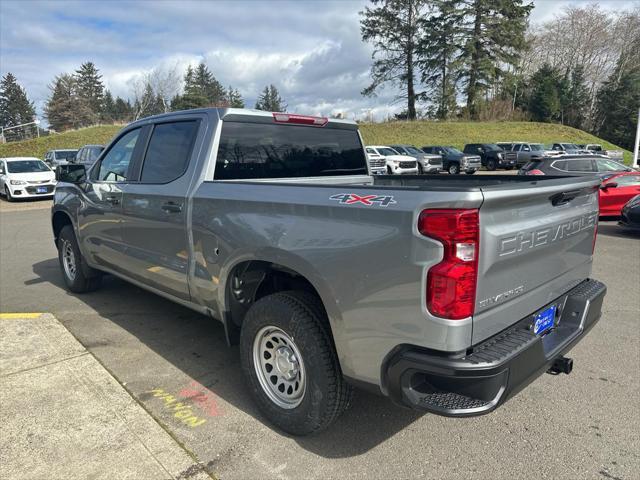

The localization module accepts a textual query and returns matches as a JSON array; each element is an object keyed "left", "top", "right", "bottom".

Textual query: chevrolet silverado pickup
[{"left": 52, "top": 108, "right": 606, "bottom": 435}]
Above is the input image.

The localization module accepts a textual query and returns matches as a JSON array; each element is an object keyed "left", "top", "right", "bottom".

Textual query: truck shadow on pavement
[{"left": 30, "top": 257, "right": 423, "bottom": 458}]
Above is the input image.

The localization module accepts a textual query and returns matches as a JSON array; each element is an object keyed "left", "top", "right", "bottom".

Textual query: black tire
[
  {"left": 417, "top": 163, "right": 424, "bottom": 174},
  {"left": 506, "top": 166, "right": 514, "bottom": 170},
  {"left": 465, "top": 170, "right": 476, "bottom": 175},
  {"left": 57, "top": 225, "right": 102, "bottom": 293},
  {"left": 5, "top": 186, "right": 14, "bottom": 202},
  {"left": 487, "top": 159, "right": 497, "bottom": 170},
  {"left": 240, "top": 291, "right": 353, "bottom": 436},
  {"left": 448, "top": 163, "right": 460, "bottom": 175},
  {"left": 387, "top": 165, "right": 393, "bottom": 174}
]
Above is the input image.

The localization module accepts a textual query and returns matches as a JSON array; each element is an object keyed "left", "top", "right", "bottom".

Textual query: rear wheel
[
  {"left": 448, "top": 163, "right": 460, "bottom": 175},
  {"left": 57, "top": 225, "right": 102, "bottom": 293},
  {"left": 240, "top": 291, "right": 353, "bottom": 435}
]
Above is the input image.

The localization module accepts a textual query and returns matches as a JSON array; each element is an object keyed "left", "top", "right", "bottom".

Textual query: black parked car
[
  {"left": 519, "top": 155, "right": 634, "bottom": 176},
  {"left": 74, "top": 144, "right": 105, "bottom": 167},
  {"left": 619, "top": 195, "right": 640, "bottom": 232},
  {"left": 463, "top": 143, "right": 515, "bottom": 170}
]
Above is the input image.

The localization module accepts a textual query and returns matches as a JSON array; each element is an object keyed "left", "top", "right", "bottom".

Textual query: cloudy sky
[{"left": 0, "top": 0, "right": 635, "bottom": 121}]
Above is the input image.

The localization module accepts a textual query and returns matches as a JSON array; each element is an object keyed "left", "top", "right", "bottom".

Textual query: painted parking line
[{"left": 0, "top": 312, "right": 44, "bottom": 319}]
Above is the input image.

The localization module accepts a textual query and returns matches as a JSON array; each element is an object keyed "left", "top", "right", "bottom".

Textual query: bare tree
[{"left": 129, "top": 63, "right": 182, "bottom": 119}]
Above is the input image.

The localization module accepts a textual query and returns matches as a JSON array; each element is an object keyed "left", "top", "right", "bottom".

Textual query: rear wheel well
[
  {"left": 226, "top": 260, "right": 325, "bottom": 330},
  {"left": 52, "top": 211, "right": 73, "bottom": 246}
]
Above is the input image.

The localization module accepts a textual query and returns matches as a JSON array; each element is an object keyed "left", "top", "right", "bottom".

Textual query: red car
[{"left": 599, "top": 172, "right": 640, "bottom": 216}]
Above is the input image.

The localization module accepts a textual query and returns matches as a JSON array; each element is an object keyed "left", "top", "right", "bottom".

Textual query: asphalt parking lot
[{"left": 1, "top": 196, "right": 638, "bottom": 480}]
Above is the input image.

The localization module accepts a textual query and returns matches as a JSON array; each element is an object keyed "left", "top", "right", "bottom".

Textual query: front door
[
  {"left": 120, "top": 119, "right": 202, "bottom": 301},
  {"left": 78, "top": 127, "right": 144, "bottom": 274}
]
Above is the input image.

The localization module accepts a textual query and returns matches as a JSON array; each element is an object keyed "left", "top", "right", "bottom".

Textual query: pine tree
[
  {"left": 173, "top": 63, "right": 227, "bottom": 109},
  {"left": 419, "top": 0, "right": 464, "bottom": 119},
  {"left": 561, "top": 66, "right": 590, "bottom": 129},
  {"left": 101, "top": 89, "right": 115, "bottom": 123},
  {"left": 596, "top": 61, "right": 640, "bottom": 150},
  {"left": 458, "top": 0, "right": 533, "bottom": 119},
  {"left": 0, "top": 73, "right": 36, "bottom": 140},
  {"left": 44, "top": 74, "right": 94, "bottom": 131},
  {"left": 360, "top": 0, "right": 429, "bottom": 120},
  {"left": 226, "top": 86, "right": 244, "bottom": 108},
  {"left": 528, "top": 64, "right": 561, "bottom": 123},
  {"left": 254, "top": 84, "right": 287, "bottom": 112},
  {"left": 113, "top": 97, "right": 132, "bottom": 122},
  {"left": 74, "top": 61, "right": 104, "bottom": 121}
]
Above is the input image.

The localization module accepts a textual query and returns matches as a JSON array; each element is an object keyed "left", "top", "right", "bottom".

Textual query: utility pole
[{"left": 634, "top": 107, "right": 640, "bottom": 167}]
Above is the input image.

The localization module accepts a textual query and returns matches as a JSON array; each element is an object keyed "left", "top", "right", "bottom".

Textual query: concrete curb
[{"left": 0, "top": 313, "right": 212, "bottom": 480}]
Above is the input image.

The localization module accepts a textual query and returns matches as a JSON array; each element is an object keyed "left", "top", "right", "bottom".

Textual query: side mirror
[
  {"left": 56, "top": 164, "right": 86, "bottom": 184},
  {"left": 600, "top": 182, "right": 617, "bottom": 190}
]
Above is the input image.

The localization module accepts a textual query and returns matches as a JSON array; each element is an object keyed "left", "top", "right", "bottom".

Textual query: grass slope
[
  {"left": 359, "top": 121, "right": 632, "bottom": 164},
  {"left": 0, "top": 121, "right": 632, "bottom": 164},
  {"left": 0, "top": 125, "right": 123, "bottom": 160}
]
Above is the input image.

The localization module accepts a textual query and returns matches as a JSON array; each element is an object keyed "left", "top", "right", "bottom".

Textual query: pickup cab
[
  {"left": 463, "top": 143, "right": 515, "bottom": 170},
  {"left": 52, "top": 108, "right": 606, "bottom": 435}
]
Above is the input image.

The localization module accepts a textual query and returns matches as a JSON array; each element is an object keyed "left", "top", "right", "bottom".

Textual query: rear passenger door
[{"left": 120, "top": 118, "right": 203, "bottom": 300}]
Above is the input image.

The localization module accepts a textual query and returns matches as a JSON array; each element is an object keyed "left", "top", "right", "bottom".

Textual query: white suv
[{"left": 366, "top": 146, "right": 418, "bottom": 175}]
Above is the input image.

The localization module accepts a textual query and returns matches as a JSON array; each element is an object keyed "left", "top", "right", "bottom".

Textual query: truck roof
[{"left": 129, "top": 107, "right": 359, "bottom": 130}]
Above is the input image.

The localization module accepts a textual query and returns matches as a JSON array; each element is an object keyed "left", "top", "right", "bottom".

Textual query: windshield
[
  {"left": 377, "top": 147, "right": 399, "bottom": 156},
  {"left": 55, "top": 150, "right": 77, "bottom": 161},
  {"left": 7, "top": 160, "right": 51, "bottom": 173},
  {"left": 561, "top": 144, "right": 579, "bottom": 150},
  {"left": 405, "top": 146, "right": 423, "bottom": 155},
  {"left": 530, "top": 144, "right": 544, "bottom": 151},
  {"left": 86, "top": 147, "right": 104, "bottom": 162},
  {"left": 444, "top": 147, "right": 462, "bottom": 155},
  {"left": 215, "top": 122, "right": 367, "bottom": 179},
  {"left": 484, "top": 144, "right": 502, "bottom": 151}
]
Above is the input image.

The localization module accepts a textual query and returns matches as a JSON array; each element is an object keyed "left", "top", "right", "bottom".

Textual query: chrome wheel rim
[
  {"left": 61, "top": 239, "right": 77, "bottom": 281},
  {"left": 253, "top": 326, "right": 306, "bottom": 409},
  {"left": 449, "top": 165, "right": 457, "bottom": 174}
]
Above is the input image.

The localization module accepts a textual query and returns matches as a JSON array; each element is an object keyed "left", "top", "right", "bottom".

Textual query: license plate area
[
  {"left": 533, "top": 304, "right": 557, "bottom": 336},
  {"left": 36, "top": 187, "right": 47, "bottom": 193}
]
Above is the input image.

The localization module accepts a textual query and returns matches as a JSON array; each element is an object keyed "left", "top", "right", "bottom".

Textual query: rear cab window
[{"left": 214, "top": 122, "right": 367, "bottom": 180}]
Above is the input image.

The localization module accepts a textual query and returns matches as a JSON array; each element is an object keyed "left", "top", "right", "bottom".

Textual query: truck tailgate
[{"left": 473, "top": 177, "right": 600, "bottom": 344}]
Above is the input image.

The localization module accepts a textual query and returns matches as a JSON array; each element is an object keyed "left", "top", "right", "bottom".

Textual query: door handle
[
  {"left": 161, "top": 202, "right": 183, "bottom": 213},
  {"left": 105, "top": 195, "right": 120, "bottom": 205}
]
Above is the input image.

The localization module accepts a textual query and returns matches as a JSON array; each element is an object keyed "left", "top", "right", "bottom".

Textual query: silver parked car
[{"left": 390, "top": 144, "right": 442, "bottom": 173}]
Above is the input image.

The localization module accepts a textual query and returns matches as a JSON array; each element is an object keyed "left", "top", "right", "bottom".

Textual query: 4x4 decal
[{"left": 329, "top": 193, "right": 397, "bottom": 207}]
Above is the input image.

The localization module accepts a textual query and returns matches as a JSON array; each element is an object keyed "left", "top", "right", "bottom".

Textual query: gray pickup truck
[{"left": 52, "top": 108, "right": 606, "bottom": 435}]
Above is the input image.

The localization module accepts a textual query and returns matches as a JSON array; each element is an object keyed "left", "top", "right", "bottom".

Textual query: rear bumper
[{"left": 384, "top": 279, "right": 606, "bottom": 416}]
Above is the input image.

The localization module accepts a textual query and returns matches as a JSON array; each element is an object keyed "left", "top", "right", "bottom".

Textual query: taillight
[
  {"left": 419, "top": 209, "right": 479, "bottom": 320},
  {"left": 272, "top": 113, "right": 328, "bottom": 127},
  {"left": 526, "top": 169, "right": 545, "bottom": 175}
]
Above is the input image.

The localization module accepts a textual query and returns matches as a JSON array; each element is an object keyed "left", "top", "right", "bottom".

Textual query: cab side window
[
  {"left": 96, "top": 129, "right": 141, "bottom": 182},
  {"left": 140, "top": 121, "right": 199, "bottom": 184}
]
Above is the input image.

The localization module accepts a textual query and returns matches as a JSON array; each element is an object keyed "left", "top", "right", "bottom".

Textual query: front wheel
[
  {"left": 240, "top": 291, "right": 353, "bottom": 435},
  {"left": 465, "top": 170, "right": 476, "bottom": 175},
  {"left": 487, "top": 159, "right": 497, "bottom": 170},
  {"left": 417, "top": 163, "right": 424, "bottom": 174},
  {"left": 57, "top": 225, "right": 102, "bottom": 293},
  {"left": 448, "top": 163, "right": 460, "bottom": 175},
  {"left": 4, "top": 186, "right": 14, "bottom": 202}
]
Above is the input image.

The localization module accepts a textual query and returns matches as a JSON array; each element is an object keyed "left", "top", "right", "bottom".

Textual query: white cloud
[{"left": 0, "top": 0, "right": 635, "bottom": 122}]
